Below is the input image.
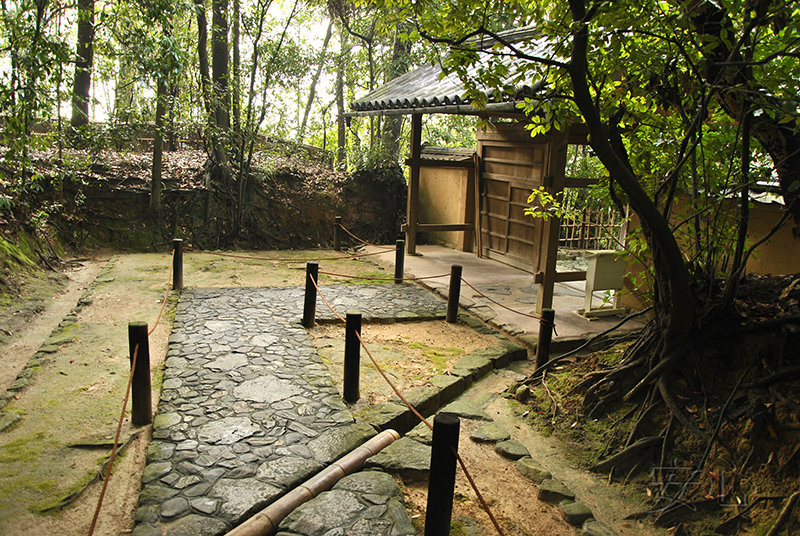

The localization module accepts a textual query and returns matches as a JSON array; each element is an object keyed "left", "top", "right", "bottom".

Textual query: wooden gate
[{"left": 478, "top": 126, "right": 549, "bottom": 273}]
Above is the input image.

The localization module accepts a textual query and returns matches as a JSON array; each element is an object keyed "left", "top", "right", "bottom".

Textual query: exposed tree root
[
  {"left": 42, "top": 430, "right": 144, "bottom": 512},
  {"left": 540, "top": 370, "right": 559, "bottom": 421},
  {"left": 765, "top": 490, "right": 800, "bottom": 536},
  {"left": 626, "top": 393, "right": 661, "bottom": 448},
  {"left": 658, "top": 376, "right": 708, "bottom": 442},
  {"left": 596, "top": 400, "right": 645, "bottom": 460},
  {"left": 653, "top": 497, "right": 722, "bottom": 527},
  {"left": 714, "top": 495, "right": 787, "bottom": 535},
  {"left": 591, "top": 436, "right": 663, "bottom": 473},
  {"left": 744, "top": 366, "right": 800, "bottom": 388},
  {"left": 523, "top": 307, "right": 652, "bottom": 380},
  {"left": 520, "top": 277, "right": 800, "bottom": 531},
  {"left": 580, "top": 356, "right": 645, "bottom": 406}
]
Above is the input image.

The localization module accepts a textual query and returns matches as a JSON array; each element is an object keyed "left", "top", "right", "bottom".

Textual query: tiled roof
[
  {"left": 420, "top": 146, "right": 475, "bottom": 163},
  {"left": 349, "top": 28, "right": 551, "bottom": 116}
]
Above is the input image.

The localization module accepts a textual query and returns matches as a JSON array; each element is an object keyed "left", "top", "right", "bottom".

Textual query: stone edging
[
  {"left": 359, "top": 314, "right": 527, "bottom": 436},
  {"left": 0, "top": 259, "right": 115, "bottom": 427}
]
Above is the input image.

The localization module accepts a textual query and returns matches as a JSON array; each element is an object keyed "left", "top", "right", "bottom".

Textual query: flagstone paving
[{"left": 132, "top": 284, "right": 445, "bottom": 536}]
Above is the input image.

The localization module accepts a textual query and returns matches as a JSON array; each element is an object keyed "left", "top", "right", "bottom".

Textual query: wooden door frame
[
  {"left": 406, "top": 115, "right": 587, "bottom": 313},
  {"left": 475, "top": 122, "right": 568, "bottom": 312}
]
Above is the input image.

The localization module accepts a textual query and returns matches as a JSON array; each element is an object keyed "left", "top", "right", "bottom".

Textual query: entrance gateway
[{"left": 347, "top": 28, "right": 597, "bottom": 312}]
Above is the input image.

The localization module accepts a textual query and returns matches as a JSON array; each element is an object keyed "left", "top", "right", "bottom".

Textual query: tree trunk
[
  {"left": 380, "top": 28, "right": 411, "bottom": 159},
  {"left": 212, "top": 0, "right": 230, "bottom": 131},
  {"left": 70, "top": 0, "right": 94, "bottom": 130},
  {"left": 113, "top": 61, "right": 136, "bottom": 125},
  {"left": 298, "top": 19, "right": 333, "bottom": 142},
  {"left": 197, "top": 0, "right": 230, "bottom": 188},
  {"left": 367, "top": 44, "right": 376, "bottom": 150},
  {"left": 335, "top": 27, "right": 349, "bottom": 169},
  {"left": 195, "top": 0, "right": 211, "bottom": 116},
  {"left": 567, "top": 0, "right": 694, "bottom": 354},
  {"left": 167, "top": 81, "right": 179, "bottom": 151},
  {"left": 19, "top": 0, "right": 48, "bottom": 186},
  {"left": 231, "top": 0, "right": 240, "bottom": 135},
  {"left": 150, "top": 78, "right": 168, "bottom": 213}
]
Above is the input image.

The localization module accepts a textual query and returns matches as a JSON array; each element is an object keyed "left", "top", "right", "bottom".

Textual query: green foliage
[
  {"left": 423, "top": 115, "right": 477, "bottom": 147},
  {"left": 0, "top": 0, "right": 71, "bottom": 189},
  {"left": 362, "top": 0, "right": 800, "bottom": 310},
  {"left": 525, "top": 187, "right": 580, "bottom": 221}
]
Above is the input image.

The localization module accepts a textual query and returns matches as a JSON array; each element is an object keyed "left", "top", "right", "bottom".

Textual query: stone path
[{"left": 133, "top": 284, "right": 445, "bottom": 536}]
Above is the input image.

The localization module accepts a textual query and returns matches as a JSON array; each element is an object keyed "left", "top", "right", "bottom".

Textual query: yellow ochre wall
[
  {"left": 620, "top": 199, "right": 800, "bottom": 310},
  {"left": 418, "top": 166, "right": 475, "bottom": 251},
  {"left": 746, "top": 201, "right": 800, "bottom": 275}
]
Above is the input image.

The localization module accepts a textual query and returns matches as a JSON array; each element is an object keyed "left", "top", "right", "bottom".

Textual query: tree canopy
[
  {"left": 365, "top": 0, "right": 799, "bottom": 309},
  {"left": 359, "top": 0, "right": 800, "bottom": 491}
]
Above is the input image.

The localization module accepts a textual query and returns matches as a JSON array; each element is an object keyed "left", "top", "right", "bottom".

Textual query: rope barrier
[
  {"left": 185, "top": 241, "right": 549, "bottom": 326},
  {"left": 335, "top": 248, "right": 397, "bottom": 258},
  {"left": 307, "top": 276, "right": 505, "bottom": 536},
  {"left": 460, "top": 277, "right": 546, "bottom": 322},
  {"left": 88, "top": 342, "right": 140, "bottom": 536},
  {"left": 184, "top": 245, "right": 394, "bottom": 262},
  {"left": 321, "top": 259, "right": 551, "bottom": 327},
  {"left": 318, "top": 270, "right": 451, "bottom": 283},
  {"left": 149, "top": 249, "right": 175, "bottom": 336},
  {"left": 454, "top": 446, "right": 506, "bottom": 536},
  {"left": 335, "top": 222, "right": 409, "bottom": 261},
  {"left": 308, "top": 275, "right": 346, "bottom": 324},
  {"left": 336, "top": 222, "right": 375, "bottom": 247}
]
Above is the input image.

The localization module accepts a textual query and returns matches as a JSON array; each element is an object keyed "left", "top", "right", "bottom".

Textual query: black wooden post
[
  {"left": 344, "top": 310, "right": 361, "bottom": 403},
  {"left": 424, "top": 413, "right": 460, "bottom": 536},
  {"left": 128, "top": 322, "right": 152, "bottom": 426},
  {"left": 172, "top": 238, "right": 183, "bottom": 290},
  {"left": 394, "top": 239, "right": 405, "bottom": 284},
  {"left": 446, "top": 265, "right": 463, "bottom": 323},
  {"left": 302, "top": 262, "right": 319, "bottom": 329},
  {"left": 333, "top": 216, "right": 342, "bottom": 251},
  {"left": 534, "top": 308, "right": 556, "bottom": 370}
]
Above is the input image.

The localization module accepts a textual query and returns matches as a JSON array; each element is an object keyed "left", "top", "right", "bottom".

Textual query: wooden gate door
[{"left": 478, "top": 132, "right": 549, "bottom": 272}]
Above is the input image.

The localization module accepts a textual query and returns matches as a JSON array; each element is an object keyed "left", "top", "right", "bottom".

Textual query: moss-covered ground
[{"left": 0, "top": 248, "right": 405, "bottom": 533}]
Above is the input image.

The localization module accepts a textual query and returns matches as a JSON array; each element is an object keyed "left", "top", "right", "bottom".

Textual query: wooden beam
[
  {"left": 567, "top": 123, "right": 590, "bottom": 145},
  {"left": 401, "top": 223, "right": 473, "bottom": 233},
  {"left": 555, "top": 270, "right": 587, "bottom": 282},
  {"left": 473, "top": 152, "right": 483, "bottom": 257},
  {"left": 402, "top": 158, "right": 474, "bottom": 169},
  {"left": 534, "top": 271, "right": 587, "bottom": 283},
  {"left": 406, "top": 113, "right": 422, "bottom": 255},
  {"left": 536, "top": 128, "right": 570, "bottom": 313}
]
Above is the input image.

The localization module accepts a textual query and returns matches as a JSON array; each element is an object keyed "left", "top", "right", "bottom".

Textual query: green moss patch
[
  {"left": 0, "top": 434, "right": 44, "bottom": 464},
  {"left": 407, "top": 342, "right": 465, "bottom": 372}
]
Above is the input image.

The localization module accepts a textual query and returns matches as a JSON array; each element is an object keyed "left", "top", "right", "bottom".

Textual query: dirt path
[{"left": 0, "top": 256, "right": 108, "bottom": 391}]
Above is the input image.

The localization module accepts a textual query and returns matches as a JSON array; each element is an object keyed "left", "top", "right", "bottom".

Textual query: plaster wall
[
  {"left": 745, "top": 202, "right": 800, "bottom": 275},
  {"left": 619, "top": 199, "right": 799, "bottom": 311},
  {"left": 418, "top": 166, "right": 475, "bottom": 251}
]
